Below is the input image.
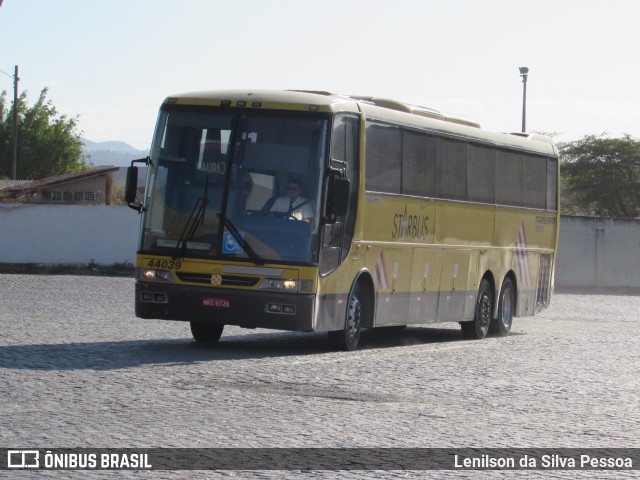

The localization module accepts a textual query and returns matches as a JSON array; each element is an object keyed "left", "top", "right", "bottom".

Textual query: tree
[
  {"left": 0, "top": 88, "right": 90, "bottom": 179},
  {"left": 560, "top": 134, "right": 640, "bottom": 218}
]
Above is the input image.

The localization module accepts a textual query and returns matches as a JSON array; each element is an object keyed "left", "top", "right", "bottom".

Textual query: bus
[{"left": 125, "top": 89, "right": 559, "bottom": 351}]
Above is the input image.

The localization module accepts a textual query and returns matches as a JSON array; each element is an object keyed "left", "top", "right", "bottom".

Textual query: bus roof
[
  {"left": 164, "top": 89, "right": 558, "bottom": 156},
  {"left": 164, "top": 89, "right": 360, "bottom": 113}
]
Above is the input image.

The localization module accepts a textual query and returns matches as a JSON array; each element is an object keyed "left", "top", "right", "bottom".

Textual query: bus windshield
[{"left": 140, "top": 108, "right": 329, "bottom": 264}]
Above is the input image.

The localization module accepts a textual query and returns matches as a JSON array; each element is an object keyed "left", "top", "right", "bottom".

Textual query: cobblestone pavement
[{"left": 1, "top": 275, "right": 639, "bottom": 479}]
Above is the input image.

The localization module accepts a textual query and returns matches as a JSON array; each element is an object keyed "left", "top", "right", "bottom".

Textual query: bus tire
[
  {"left": 328, "top": 284, "right": 364, "bottom": 351},
  {"left": 490, "top": 278, "right": 514, "bottom": 337},
  {"left": 190, "top": 322, "right": 224, "bottom": 343},
  {"left": 461, "top": 278, "right": 492, "bottom": 340}
]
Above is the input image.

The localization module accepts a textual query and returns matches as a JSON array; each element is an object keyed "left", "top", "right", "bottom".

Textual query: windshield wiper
[
  {"left": 217, "top": 212, "right": 264, "bottom": 266},
  {"left": 173, "top": 177, "right": 209, "bottom": 259}
]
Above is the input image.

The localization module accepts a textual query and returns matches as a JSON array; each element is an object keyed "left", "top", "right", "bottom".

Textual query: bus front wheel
[
  {"left": 190, "top": 322, "right": 224, "bottom": 343},
  {"left": 328, "top": 285, "right": 365, "bottom": 351},
  {"left": 490, "top": 278, "right": 514, "bottom": 337},
  {"left": 462, "top": 278, "right": 492, "bottom": 340}
]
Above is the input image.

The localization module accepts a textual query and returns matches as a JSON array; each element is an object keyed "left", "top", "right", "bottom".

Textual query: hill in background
[{"left": 82, "top": 138, "right": 148, "bottom": 167}]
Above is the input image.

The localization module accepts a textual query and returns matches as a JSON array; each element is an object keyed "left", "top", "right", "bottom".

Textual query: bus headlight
[
  {"left": 283, "top": 280, "right": 297, "bottom": 290},
  {"left": 259, "top": 278, "right": 298, "bottom": 292},
  {"left": 137, "top": 268, "right": 175, "bottom": 282}
]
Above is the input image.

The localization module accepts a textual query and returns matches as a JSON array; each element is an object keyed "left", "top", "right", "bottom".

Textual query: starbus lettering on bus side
[{"left": 392, "top": 206, "right": 429, "bottom": 240}]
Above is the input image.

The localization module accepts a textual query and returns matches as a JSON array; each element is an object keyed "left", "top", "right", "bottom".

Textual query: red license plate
[{"left": 202, "top": 297, "right": 230, "bottom": 308}]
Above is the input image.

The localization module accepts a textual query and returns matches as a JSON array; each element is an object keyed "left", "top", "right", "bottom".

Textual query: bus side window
[
  {"left": 365, "top": 122, "right": 401, "bottom": 193},
  {"left": 402, "top": 129, "right": 436, "bottom": 197}
]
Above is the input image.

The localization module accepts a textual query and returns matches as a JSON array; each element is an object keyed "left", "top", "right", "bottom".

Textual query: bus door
[
  {"left": 317, "top": 115, "right": 359, "bottom": 331},
  {"left": 320, "top": 114, "right": 359, "bottom": 272}
]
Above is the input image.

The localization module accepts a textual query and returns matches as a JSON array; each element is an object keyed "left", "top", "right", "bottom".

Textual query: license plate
[{"left": 202, "top": 297, "right": 230, "bottom": 308}]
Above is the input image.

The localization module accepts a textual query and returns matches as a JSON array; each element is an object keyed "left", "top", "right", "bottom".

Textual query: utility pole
[
  {"left": 519, "top": 67, "right": 529, "bottom": 133},
  {"left": 12, "top": 65, "right": 19, "bottom": 180}
]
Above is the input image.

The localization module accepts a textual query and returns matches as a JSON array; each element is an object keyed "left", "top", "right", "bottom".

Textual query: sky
[{"left": 1, "top": 0, "right": 639, "bottom": 150}]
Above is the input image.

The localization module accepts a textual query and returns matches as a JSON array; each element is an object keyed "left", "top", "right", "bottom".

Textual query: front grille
[
  {"left": 221, "top": 275, "right": 260, "bottom": 287},
  {"left": 176, "top": 272, "right": 210, "bottom": 284},
  {"left": 176, "top": 272, "right": 259, "bottom": 287}
]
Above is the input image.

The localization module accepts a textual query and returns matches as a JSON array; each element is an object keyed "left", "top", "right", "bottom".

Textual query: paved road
[{"left": 1, "top": 275, "right": 638, "bottom": 479}]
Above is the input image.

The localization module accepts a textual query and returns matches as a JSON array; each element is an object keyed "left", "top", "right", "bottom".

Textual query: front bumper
[{"left": 135, "top": 281, "right": 315, "bottom": 331}]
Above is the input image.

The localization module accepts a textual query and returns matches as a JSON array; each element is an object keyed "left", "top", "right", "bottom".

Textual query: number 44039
[{"left": 146, "top": 259, "right": 182, "bottom": 270}]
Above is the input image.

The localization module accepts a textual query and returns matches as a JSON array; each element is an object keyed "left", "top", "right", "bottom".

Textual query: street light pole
[
  {"left": 12, "top": 65, "right": 19, "bottom": 180},
  {"left": 519, "top": 67, "right": 529, "bottom": 133}
]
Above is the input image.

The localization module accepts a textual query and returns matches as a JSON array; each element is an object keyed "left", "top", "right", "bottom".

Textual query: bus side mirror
[
  {"left": 125, "top": 157, "right": 150, "bottom": 212},
  {"left": 326, "top": 178, "right": 351, "bottom": 223},
  {"left": 330, "top": 178, "right": 350, "bottom": 218},
  {"left": 125, "top": 166, "right": 138, "bottom": 205}
]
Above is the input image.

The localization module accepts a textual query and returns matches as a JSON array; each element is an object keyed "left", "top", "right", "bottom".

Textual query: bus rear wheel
[
  {"left": 190, "top": 322, "right": 224, "bottom": 343},
  {"left": 490, "top": 278, "right": 514, "bottom": 337},
  {"left": 328, "top": 285, "right": 365, "bottom": 351},
  {"left": 462, "top": 278, "right": 492, "bottom": 340}
]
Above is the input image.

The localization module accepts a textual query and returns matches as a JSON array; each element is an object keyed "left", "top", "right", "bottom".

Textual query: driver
[{"left": 269, "top": 179, "right": 314, "bottom": 223}]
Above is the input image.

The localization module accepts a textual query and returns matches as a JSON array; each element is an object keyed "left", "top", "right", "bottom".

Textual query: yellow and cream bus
[{"left": 125, "top": 89, "right": 559, "bottom": 351}]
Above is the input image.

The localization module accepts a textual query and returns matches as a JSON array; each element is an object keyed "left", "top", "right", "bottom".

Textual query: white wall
[
  {"left": 556, "top": 216, "right": 640, "bottom": 288},
  {"left": 0, "top": 204, "right": 140, "bottom": 265},
  {"left": 1, "top": 205, "right": 639, "bottom": 288}
]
